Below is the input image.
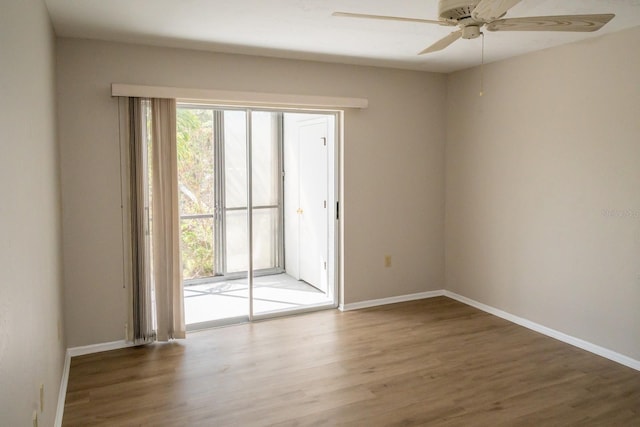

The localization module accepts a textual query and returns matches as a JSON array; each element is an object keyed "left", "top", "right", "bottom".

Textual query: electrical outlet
[
  {"left": 39, "top": 384, "right": 44, "bottom": 412},
  {"left": 384, "top": 255, "right": 392, "bottom": 268}
]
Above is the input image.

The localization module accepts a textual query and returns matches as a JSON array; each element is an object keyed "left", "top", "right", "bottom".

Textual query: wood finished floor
[{"left": 63, "top": 297, "right": 640, "bottom": 426}]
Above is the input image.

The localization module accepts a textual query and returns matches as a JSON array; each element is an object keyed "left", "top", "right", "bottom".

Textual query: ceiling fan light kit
[{"left": 333, "top": 0, "right": 615, "bottom": 54}]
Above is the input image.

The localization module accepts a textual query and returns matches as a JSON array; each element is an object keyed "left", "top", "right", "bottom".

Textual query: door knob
[{"left": 297, "top": 208, "right": 304, "bottom": 214}]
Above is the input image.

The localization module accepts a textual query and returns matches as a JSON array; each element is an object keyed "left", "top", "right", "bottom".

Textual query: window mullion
[
  {"left": 214, "top": 110, "right": 226, "bottom": 275},
  {"left": 276, "top": 112, "right": 285, "bottom": 270}
]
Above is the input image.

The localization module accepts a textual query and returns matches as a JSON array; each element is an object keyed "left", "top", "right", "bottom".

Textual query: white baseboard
[
  {"left": 444, "top": 290, "right": 640, "bottom": 372},
  {"left": 54, "top": 350, "right": 71, "bottom": 427},
  {"left": 339, "top": 290, "right": 444, "bottom": 311},
  {"left": 67, "top": 340, "right": 135, "bottom": 357}
]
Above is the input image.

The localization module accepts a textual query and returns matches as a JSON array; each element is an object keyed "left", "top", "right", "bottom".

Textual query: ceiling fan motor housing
[
  {"left": 438, "top": 0, "right": 482, "bottom": 21},
  {"left": 462, "top": 25, "right": 481, "bottom": 39}
]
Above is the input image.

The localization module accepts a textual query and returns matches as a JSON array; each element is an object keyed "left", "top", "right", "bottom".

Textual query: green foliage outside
[{"left": 176, "top": 108, "right": 216, "bottom": 280}]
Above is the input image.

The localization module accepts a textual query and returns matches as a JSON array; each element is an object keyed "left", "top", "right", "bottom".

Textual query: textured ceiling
[{"left": 44, "top": 0, "right": 640, "bottom": 72}]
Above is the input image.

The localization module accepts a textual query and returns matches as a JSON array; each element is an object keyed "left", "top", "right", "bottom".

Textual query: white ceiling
[{"left": 44, "top": 0, "right": 640, "bottom": 73}]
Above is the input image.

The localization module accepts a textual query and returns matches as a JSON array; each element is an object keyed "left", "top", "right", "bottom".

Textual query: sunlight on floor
[{"left": 184, "top": 273, "right": 332, "bottom": 324}]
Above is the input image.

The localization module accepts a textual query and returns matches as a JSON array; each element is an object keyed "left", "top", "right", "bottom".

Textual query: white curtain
[
  {"left": 124, "top": 97, "right": 185, "bottom": 343},
  {"left": 150, "top": 98, "right": 185, "bottom": 340}
]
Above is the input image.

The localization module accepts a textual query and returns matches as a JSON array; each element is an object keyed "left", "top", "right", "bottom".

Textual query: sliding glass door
[
  {"left": 177, "top": 106, "right": 337, "bottom": 328},
  {"left": 253, "top": 112, "right": 337, "bottom": 317},
  {"left": 176, "top": 107, "right": 216, "bottom": 281}
]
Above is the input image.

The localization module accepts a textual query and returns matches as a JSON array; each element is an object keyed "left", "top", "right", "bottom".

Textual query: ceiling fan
[{"left": 333, "top": 0, "right": 615, "bottom": 55}]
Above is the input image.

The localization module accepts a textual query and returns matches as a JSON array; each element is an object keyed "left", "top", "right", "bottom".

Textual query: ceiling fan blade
[
  {"left": 332, "top": 11, "right": 445, "bottom": 25},
  {"left": 486, "top": 14, "right": 615, "bottom": 32},
  {"left": 418, "top": 30, "right": 463, "bottom": 55},
  {"left": 472, "top": 0, "right": 521, "bottom": 21}
]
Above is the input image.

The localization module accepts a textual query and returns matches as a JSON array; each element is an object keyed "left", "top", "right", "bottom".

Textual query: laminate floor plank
[{"left": 63, "top": 297, "right": 640, "bottom": 426}]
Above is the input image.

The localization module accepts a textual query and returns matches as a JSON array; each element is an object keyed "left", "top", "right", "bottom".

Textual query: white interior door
[{"left": 298, "top": 119, "right": 329, "bottom": 292}]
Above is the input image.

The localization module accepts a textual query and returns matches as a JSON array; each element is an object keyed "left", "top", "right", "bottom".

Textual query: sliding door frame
[{"left": 179, "top": 102, "right": 341, "bottom": 329}]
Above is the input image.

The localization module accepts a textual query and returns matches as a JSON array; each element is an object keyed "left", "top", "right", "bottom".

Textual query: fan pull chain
[{"left": 480, "top": 32, "right": 485, "bottom": 97}]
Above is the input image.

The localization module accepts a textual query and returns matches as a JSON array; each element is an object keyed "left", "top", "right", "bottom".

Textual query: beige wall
[
  {"left": 0, "top": 0, "right": 65, "bottom": 426},
  {"left": 56, "top": 39, "right": 447, "bottom": 347},
  {"left": 446, "top": 27, "right": 640, "bottom": 360}
]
